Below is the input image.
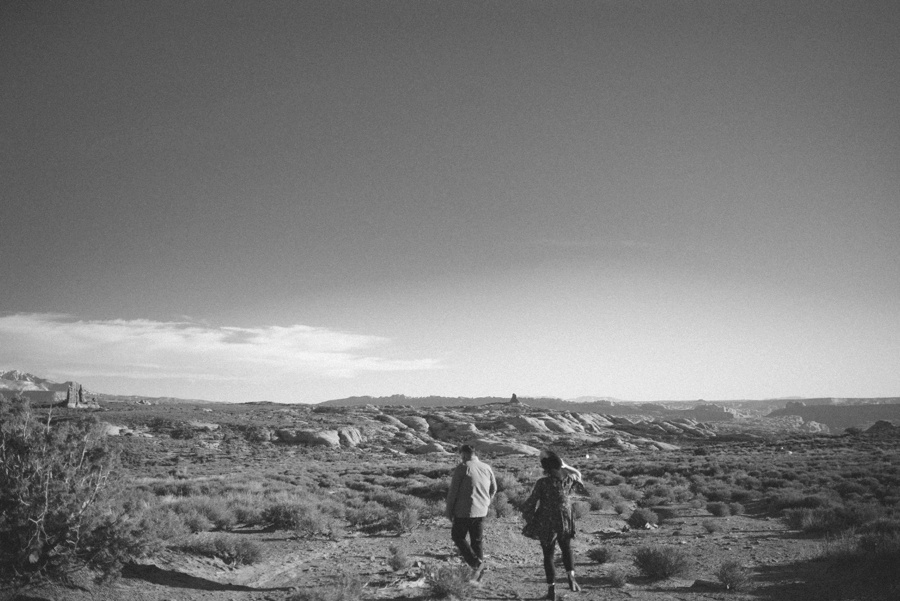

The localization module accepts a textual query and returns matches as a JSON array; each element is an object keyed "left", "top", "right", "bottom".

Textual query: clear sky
[{"left": 2, "top": 1, "right": 898, "bottom": 403}]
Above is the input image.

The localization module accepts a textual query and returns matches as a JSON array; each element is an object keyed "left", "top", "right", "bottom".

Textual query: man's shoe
[
  {"left": 546, "top": 583, "right": 556, "bottom": 600},
  {"left": 470, "top": 561, "right": 485, "bottom": 583}
]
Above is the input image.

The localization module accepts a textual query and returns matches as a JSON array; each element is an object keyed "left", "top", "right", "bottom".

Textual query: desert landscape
[
  {"left": 2, "top": 372, "right": 899, "bottom": 601},
  {"left": 4, "top": 3, "right": 899, "bottom": 601}
]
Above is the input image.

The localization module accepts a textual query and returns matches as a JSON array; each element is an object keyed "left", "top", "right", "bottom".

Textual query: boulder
[
  {"left": 542, "top": 417, "right": 578, "bottom": 434},
  {"left": 397, "top": 415, "right": 430, "bottom": 433},
  {"left": 408, "top": 442, "right": 448, "bottom": 454},
  {"left": 506, "top": 416, "right": 551, "bottom": 433},
  {"left": 467, "top": 438, "right": 541, "bottom": 456},
  {"left": 188, "top": 421, "right": 219, "bottom": 432},
  {"left": 97, "top": 422, "right": 123, "bottom": 436},
  {"left": 275, "top": 429, "right": 341, "bottom": 447},
  {"left": 337, "top": 427, "right": 363, "bottom": 447},
  {"left": 375, "top": 414, "right": 407, "bottom": 429},
  {"left": 572, "top": 413, "right": 614, "bottom": 431},
  {"left": 427, "top": 418, "right": 479, "bottom": 440}
]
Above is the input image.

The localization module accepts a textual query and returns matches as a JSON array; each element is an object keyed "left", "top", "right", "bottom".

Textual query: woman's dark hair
[{"left": 540, "top": 451, "right": 562, "bottom": 473}]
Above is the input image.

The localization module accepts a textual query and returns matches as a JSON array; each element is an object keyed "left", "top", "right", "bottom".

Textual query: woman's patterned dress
[{"left": 521, "top": 475, "right": 577, "bottom": 544}]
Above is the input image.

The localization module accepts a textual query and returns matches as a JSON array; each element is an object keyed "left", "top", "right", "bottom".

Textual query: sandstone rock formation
[
  {"left": 275, "top": 429, "right": 341, "bottom": 447},
  {"left": 64, "top": 382, "right": 99, "bottom": 409}
]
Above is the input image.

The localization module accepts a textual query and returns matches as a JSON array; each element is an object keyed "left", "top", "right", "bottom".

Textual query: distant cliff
[{"left": 768, "top": 401, "right": 900, "bottom": 431}]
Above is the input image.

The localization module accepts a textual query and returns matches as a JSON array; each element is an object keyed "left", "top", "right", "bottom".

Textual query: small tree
[{"left": 0, "top": 395, "right": 149, "bottom": 585}]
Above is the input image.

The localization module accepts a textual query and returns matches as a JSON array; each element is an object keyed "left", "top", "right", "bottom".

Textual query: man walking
[{"left": 446, "top": 444, "right": 497, "bottom": 577}]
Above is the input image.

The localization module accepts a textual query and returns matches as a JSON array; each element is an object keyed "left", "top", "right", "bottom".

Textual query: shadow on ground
[{"left": 121, "top": 563, "right": 286, "bottom": 592}]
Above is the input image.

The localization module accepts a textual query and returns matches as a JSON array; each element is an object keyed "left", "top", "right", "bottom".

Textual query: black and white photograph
[{"left": 2, "top": 1, "right": 898, "bottom": 600}]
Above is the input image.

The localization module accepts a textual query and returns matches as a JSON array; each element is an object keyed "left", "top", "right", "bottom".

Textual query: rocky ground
[
  {"left": 7, "top": 399, "right": 898, "bottom": 601},
  {"left": 20, "top": 492, "right": 842, "bottom": 601}
]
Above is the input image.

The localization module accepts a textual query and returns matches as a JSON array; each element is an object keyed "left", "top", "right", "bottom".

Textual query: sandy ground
[{"left": 16, "top": 497, "right": 847, "bottom": 601}]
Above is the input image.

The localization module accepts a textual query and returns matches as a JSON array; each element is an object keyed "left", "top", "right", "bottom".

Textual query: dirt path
[{"left": 16, "top": 505, "right": 837, "bottom": 601}]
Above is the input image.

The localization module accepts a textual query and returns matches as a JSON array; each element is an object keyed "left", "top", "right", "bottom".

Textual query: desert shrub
[
  {"left": 783, "top": 502, "right": 884, "bottom": 535},
  {"left": 633, "top": 545, "right": 690, "bottom": 580},
  {"left": 716, "top": 560, "right": 750, "bottom": 591},
  {"left": 368, "top": 489, "right": 428, "bottom": 515},
  {"left": 572, "top": 500, "right": 590, "bottom": 519},
  {"left": 614, "top": 502, "right": 630, "bottom": 515},
  {"left": 618, "top": 484, "right": 641, "bottom": 501},
  {"left": 287, "top": 573, "right": 366, "bottom": 601},
  {"left": 707, "top": 502, "right": 731, "bottom": 517},
  {"left": 694, "top": 484, "right": 734, "bottom": 502},
  {"left": 607, "top": 566, "right": 628, "bottom": 587},
  {"left": 859, "top": 518, "right": 900, "bottom": 536},
  {"left": 702, "top": 519, "right": 723, "bottom": 533},
  {"left": 180, "top": 533, "right": 262, "bottom": 566},
  {"left": 819, "top": 528, "right": 900, "bottom": 593},
  {"left": 729, "top": 502, "right": 745, "bottom": 515},
  {"left": 491, "top": 492, "right": 514, "bottom": 518},
  {"left": 426, "top": 563, "right": 474, "bottom": 599},
  {"left": 172, "top": 496, "right": 237, "bottom": 531},
  {"left": 387, "top": 544, "right": 409, "bottom": 571},
  {"left": 229, "top": 497, "right": 264, "bottom": 526},
  {"left": 345, "top": 501, "right": 393, "bottom": 532},
  {"left": 627, "top": 507, "right": 659, "bottom": 529},
  {"left": 393, "top": 508, "right": 419, "bottom": 534},
  {"left": 0, "top": 396, "right": 155, "bottom": 585},
  {"left": 262, "top": 501, "right": 334, "bottom": 537},
  {"left": 496, "top": 473, "right": 524, "bottom": 496},
  {"left": 181, "top": 509, "right": 214, "bottom": 533},
  {"left": 169, "top": 423, "right": 195, "bottom": 440},
  {"left": 587, "top": 546, "right": 615, "bottom": 564},
  {"left": 767, "top": 491, "right": 834, "bottom": 511},
  {"left": 582, "top": 483, "right": 608, "bottom": 510},
  {"left": 642, "top": 483, "right": 680, "bottom": 506}
]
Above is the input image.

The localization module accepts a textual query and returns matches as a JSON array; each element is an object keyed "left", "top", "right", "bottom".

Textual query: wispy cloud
[{"left": 0, "top": 313, "right": 439, "bottom": 382}]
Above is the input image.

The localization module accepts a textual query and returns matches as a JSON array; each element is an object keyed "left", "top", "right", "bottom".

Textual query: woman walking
[{"left": 521, "top": 450, "right": 582, "bottom": 599}]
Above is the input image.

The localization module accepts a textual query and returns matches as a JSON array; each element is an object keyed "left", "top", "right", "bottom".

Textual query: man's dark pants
[{"left": 451, "top": 517, "right": 484, "bottom": 568}]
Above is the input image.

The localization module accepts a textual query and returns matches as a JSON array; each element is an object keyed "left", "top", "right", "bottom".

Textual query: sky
[{"left": 2, "top": 1, "right": 898, "bottom": 404}]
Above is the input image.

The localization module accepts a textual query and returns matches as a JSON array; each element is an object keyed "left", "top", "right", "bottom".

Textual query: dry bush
[
  {"left": 393, "top": 508, "right": 419, "bottom": 534},
  {"left": 783, "top": 502, "right": 884, "bottom": 535},
  {"left": 387, "top": 544, "right": 409, "bottom": 571},
  {"left": 586, "top": 546, "right": 615, "bottom": 564},
  {"left": 702, "top": 519, "right": 723, "bottom": 533},
  {"left": 607, "top": 566, "right": 628, "bottom": 587},
  {"left": 287, "top": 573, "right": 366, "bottom": 601},
  {"left": 715, "top": 560, "right": 750, "bottom": 591},
  {"left": 0, "top": 396, "right": 158, "bottom": 585},
  {"left": 818, "top": 525, "right": 900, "bottom": 594},
  {"left": 345, "top": 501, "right": 393, "bottom": 532},
  {"left": 582, "top": 482, "right": 608, "bottom": 510},
  {"left": 491, "top": 492, "right": 515, "bottom": 518},
  {"left": 262, "top": 500, "right": 334, "bottom": 537},
  {"left": 426, "top": 564, "right": 475, "bottom": 599},
  {"left": 633, "top": 545, "right": 690, "bottom": 580},
  {"left": 706, "top": 502, "right": 731, "bottom": 517},
  {"left": 627, "top": 507, "right": 659, "bottom": 529},
  {"left": 618, "top": 483, "right": 641, "bottom": 501},
  {"left": 179, "top": 533, "right": 262, "bottom": 566}
]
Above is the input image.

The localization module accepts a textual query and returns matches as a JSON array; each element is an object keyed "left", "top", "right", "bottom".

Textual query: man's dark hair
[{"left": 458, "top": 444, "right": 474, "bottom": 456}]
